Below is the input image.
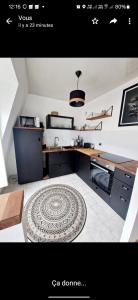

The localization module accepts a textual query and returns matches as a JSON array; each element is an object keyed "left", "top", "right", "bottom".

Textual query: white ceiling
[{"left": 26, "top": 58, "right": 138, "bottom": 102}]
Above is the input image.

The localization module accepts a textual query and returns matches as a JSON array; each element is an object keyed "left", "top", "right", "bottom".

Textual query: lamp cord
[{"left": 77, "top": 77, "right": 79, "bottom": 90}]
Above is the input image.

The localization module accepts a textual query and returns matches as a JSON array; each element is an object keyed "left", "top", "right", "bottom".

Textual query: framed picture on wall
[{"left": 119, "top": 83, "right": 138, "bottom": 126}]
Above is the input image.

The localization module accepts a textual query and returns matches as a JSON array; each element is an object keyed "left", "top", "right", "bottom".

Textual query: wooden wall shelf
[
  {"left": 14, "top": 126, "right": 44, "bottom": 131},
  {"left": 86, "top": 105, "right": 113, "bottom": 121}
]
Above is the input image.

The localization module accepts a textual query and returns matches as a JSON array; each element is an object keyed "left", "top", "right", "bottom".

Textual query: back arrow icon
[
  {"left": 6, "top": 18, "right": 13, "bottom": 24},
  {"left": 109, "top": 18, "right": 117, "bottom": 24}
]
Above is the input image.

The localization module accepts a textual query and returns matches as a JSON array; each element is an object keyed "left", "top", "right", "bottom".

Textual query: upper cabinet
[{"left": 46, "top": 115, "right": 74, "bottom": 130}]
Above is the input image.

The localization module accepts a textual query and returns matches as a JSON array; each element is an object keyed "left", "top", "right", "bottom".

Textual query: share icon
[{"left": 109, "top": 18, "right": 117, "bottom": 24}]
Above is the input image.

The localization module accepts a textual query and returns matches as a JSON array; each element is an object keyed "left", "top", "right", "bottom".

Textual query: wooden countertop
[
  {"left": 14, "top": 127, "right": 44, "bottom": 131},
  {"left": 90, "top": 154, "right": 138, "bottom": 176},
  {"left": 76, "top": 148, "right": 104, "bottom": 156},
  {"left": 42, "top": 147, "right": 74, "bottom": 153},
  {"left": 42, "top": 147, "right": 138, "bottom": 175},
  {"left": 117, "top": 161, "right": 138, "bottom": 176},
  {"left": 42, "top": 147, "right": 104, "bottom": 156}
]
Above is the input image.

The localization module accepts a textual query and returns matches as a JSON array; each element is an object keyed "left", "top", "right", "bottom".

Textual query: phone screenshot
[
  {"left": 1, "top": 1, "right": 136, "bottom": 29},
  {"left": 0, "top": 0, "right": 138, "bottom": 299}
]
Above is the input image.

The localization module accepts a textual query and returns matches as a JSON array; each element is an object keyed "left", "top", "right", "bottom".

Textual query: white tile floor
[{"left": 0, "top": 174, "right": 124, "bottom": 242}]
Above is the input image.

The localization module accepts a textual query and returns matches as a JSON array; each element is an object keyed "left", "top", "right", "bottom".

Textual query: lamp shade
[{"left": 69, "top": 90, "right": 85, "bottom": 107}]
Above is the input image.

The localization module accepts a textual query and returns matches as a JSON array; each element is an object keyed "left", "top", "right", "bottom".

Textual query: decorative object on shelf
[
  {"left": 69, "top": 70, "right": 85, "bottom": 107},
  {"left": 82, "top": 123, "right": 87, "bottom": 130},
  {"left": 74, "top": 126, "right": 81, "bottom": 130},
  {"left": 54, "top": 136, "right": 59, "bottom": 147},
  {"left": 42, "top": 144, "right": 46, "bottom": 150},
  {"left": 35, "top": 116, "right": 40, "bottom": 128},
  {"left": 86, "top": 112, "right": 93, "bottom": 119},
  {"left": 22, "top": 184, "right": 87, "bottom": 242},
  {"left": 40, "top": 121, "right": 44, "bottom": 128},
  {"left": 51, "top": 111, "right": 59, "bottom": 115},
  {"left": 86, "top": 106, "right": 113, "bottom": 120},
  {"left": 119, "top": 83, "right": 138, "bottom": 126}
]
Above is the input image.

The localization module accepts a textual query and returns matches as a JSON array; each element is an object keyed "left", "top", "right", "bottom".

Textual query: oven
[{"left": 90, "top": 158, "right": 114, "bottom": 195}]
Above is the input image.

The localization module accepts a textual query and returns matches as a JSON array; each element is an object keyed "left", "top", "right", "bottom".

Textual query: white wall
[
  {"left": 3, "top": 58, "right": 28, "bottom": 176},
  {"left": 0, "top": 58, "right": 18, "bottom": 136},
  {"left": 83, "top": 76, "right": 138, "bottom": 160},
  {"left": 0, "top": 137, "right": 8, "bottom": 188},
  {"left": 0, "top": 58, "right": 18, "bottom": 187},
  {"left": 22, "top": 94, "right": 85, "bottom": 147},
  {"left": 120, "top": 169, "right": 138, "bottom": 242},
  {"left": 129, "top": 211, "right": 138, "bottom": 242},
  {"left": 22, "top": 93, "right": 85, "bottom": 128}
]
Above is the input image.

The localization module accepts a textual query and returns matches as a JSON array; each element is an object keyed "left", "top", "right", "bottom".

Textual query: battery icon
[{"left": 35, "top": 4, "right": 39, "bottom": 9}]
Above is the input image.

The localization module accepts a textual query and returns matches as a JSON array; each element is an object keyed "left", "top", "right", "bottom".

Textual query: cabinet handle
[
  {"left": 125, "top": 174, "right": 131, "bottom": 179},
  {"left": 38, "top": 138, "right": 41, "bottom": 141},
  {"left": 122, "top": 185, "right": 129, "bottom": 191},
  {"left": 120, "top": 196, "right": 127, "bottom": 202}
]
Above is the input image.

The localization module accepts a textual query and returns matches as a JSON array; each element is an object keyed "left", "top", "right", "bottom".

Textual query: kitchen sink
[
  {"left": 62, "top": 146, "right": 74, "bottom": 149},
  {"left": 48, "top": 146, "right": 63, "bottom": 150}
]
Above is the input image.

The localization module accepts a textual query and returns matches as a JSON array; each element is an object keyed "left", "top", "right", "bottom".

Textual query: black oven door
[{"left": 90, "top": 162, "right": 113, "bottom": 194}]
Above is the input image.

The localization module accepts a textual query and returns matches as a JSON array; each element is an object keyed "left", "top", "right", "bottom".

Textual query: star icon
[{"left": 92, "top": 18, "right": 99, "bottom": 24}]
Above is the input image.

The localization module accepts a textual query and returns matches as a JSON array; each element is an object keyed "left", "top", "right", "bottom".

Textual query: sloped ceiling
[
  {"left": 0, "top": 58, "right": 18, "bottom": 137},
  {"left": 26, "top": 58, "right": 138, "bottom": 102},
  {"left": 2, "top": 58, "right": 28, "bottom": 170}
]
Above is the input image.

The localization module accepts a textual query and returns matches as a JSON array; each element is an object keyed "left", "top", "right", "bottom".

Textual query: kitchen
[{"left": 0, "top": 58, "right": 138, "bottom": 242}]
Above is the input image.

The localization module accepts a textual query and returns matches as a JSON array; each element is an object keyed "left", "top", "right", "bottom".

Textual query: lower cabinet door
[
  {"left": 114, "top": 168, "right": 134, "bottom": 187},
  {"left": 111, "top": 178, "right": 131, "bottom": 220},
  {"left": 49, "top": 163, "right": 73, "bottom": 178},
  {"left": 91, "top": 181, "right": 111, "bottom": 204},
  {"left": 76, "top": 152, "right": 90, "bottom": 185},
  {"left": 48, "top": 152, "right": 72, "bottom": 165}
]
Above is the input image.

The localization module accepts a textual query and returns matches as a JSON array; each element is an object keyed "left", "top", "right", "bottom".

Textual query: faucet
[{"left": 54, "top": 137, "right": 59, "bottom": 147}]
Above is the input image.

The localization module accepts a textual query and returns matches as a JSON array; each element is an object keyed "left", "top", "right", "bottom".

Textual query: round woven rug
[{"left": 22, "top": 184, "right": 87, "bottom": 242}]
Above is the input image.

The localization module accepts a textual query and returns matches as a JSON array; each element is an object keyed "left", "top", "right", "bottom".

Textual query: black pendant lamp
[{"left": 69, "top": 70, "right": 85, "bottom": 107}]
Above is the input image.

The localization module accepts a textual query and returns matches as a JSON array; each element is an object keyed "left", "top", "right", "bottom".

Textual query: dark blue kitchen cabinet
[
  {"left": 13, "top": 128, "right": 43, "bottom": 184},
  {"left": 110, "top": 168, "right": 134, "bottom": 220},
  {"left": 75, "top": 152, "right": 91, "bottom": 186},
  {"left": 47, "top": 151, "right": 74, "bottom": 178}
]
